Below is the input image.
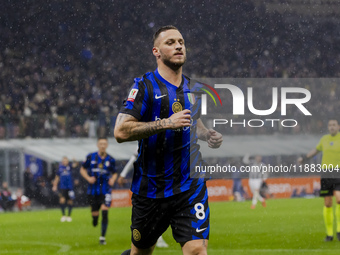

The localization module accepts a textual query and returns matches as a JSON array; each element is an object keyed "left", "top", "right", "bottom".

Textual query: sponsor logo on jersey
[
  {"left": 196, "top": 227, "right": 207, "bottom": 233},
  {"left": 155, "top": 94, "right": 167, "bottom": 99}
]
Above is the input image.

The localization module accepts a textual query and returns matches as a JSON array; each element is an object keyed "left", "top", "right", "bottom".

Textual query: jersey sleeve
[
  {"left": 119, "top": 78, "right": 150, "bottom": 120},
  {"left": 316, "top": 136, "right": 324, "bottom": 151},
  {"left": 82, "top": 154, "right": 91, "bottom": 169}
]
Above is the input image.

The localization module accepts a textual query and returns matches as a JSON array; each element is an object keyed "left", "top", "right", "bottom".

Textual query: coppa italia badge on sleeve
[
  {"left": 172, "top": 99, "right": 182, "bottom": 113},
  {"left": 127, "top": 89, "right": 138, "bottom": 102}
]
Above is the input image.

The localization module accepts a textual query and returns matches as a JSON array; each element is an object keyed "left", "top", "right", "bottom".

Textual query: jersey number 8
[{"left": 194, "top": 203, "right": 205, "bottom": 220}]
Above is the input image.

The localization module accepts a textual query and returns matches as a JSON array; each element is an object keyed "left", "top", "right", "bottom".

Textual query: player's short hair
[
  {"left": 97, "top": 136, "right": 108, "bottom": 141},
  {"left": 328, "top": 117, "right": 339, "bottom": 124},
  {"left": 153, "top": 25, "right": 179, "bottom": 45}
]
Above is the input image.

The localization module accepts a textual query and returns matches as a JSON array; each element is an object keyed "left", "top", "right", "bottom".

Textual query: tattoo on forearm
[{"left": 117, "top": 114, "right": 175, "bottom": 141}]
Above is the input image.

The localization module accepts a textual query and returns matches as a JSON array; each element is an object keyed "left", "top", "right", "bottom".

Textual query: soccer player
[
  {"left": 114, "top": 25, "right": 223, "bottom": 255},
  {"left": 52, "top": 156, "right": 76, "bottom": 222},
  {"left": 80, "top": 137, "right": 118, "bottom": 245},
  {"left": 118, "top": 147, "right": 169, "bottom": 248},
  {"left": 298, "top": 119, "right": 340, "bottom": 242},
  {"left": 243, "top": 154, "right": 267, "bottom": 209}
]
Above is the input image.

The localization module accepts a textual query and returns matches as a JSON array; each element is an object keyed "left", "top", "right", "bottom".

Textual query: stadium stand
[{"left": 1, "top": 0, "right": 340, "bottom": 138}]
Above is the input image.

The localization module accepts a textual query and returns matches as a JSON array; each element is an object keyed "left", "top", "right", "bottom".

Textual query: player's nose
[{"left": 175, "top": 42, "right": 182, "bottom": 50}]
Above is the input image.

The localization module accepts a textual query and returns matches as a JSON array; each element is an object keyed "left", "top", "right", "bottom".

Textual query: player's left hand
[{"left": 206, "top": 129, "right": 223, "bottom": 148}]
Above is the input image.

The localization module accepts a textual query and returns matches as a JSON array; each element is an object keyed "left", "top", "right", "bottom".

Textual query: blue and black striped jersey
[
  {"left": 57, "top": 164, "right": 74, "bottom": 190},
  {"left": 120, "top": 69, "right": 206, "bottom": 198},
  {"left": 82, "top": 152, "right": 116, "bottom": 195}
]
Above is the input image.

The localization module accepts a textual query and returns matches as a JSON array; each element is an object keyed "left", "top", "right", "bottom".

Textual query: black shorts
[
  {"left": 130, "top": 182, "right": 209, "bottom": 249},
  {"left": 320, "top": 178, "right": 340, "bottom": 197},
  {"left": 59, "top": 189, "right": 75, "bottom": 200},
  {"left": 87, "top": 193, "right": 112, "bottom": 211}
]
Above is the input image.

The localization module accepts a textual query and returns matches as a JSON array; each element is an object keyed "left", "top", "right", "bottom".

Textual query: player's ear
[{"left": 153, "top": 47, "right": 160, "bottom": 58}]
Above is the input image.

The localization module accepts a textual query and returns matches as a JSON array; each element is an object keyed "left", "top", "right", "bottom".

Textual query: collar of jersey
[{"left": 154, "top": 69, "right": 186, "bottom": 90}]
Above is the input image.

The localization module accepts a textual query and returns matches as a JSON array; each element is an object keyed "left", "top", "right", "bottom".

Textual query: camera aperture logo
[
  {"left": 199, "top": 83, "right": 223, "bottom": 114},
  {"left": 200, "top": 83, "right": 312, "bottom": 129}
]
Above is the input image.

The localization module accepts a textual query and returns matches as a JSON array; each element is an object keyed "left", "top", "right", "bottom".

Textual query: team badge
[
  {"left": 105, "top": 161, "right": 110, "bottom": 167},
  {"left": 98, "top": 163, "right": 103, "bottom": 169},
  {"left": 127, "top": 89, "right": 138, "bottom": 102},
  {"left": 133, "top": 229, "right": 141, "bottom": 241},
  {"left": 172, "top": 99, "right": 182, "bottom": 113}
]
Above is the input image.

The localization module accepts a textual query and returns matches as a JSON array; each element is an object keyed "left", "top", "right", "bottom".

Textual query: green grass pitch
[{"left": 1, "top": 198, "right": 340, "bottom": 254}]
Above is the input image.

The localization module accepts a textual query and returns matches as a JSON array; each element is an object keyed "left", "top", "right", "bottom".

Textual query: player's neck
[
  {"left": 157, "top": 64, "right": 182, "bottom": 87},
  {"left": 98, "top": 152, "right": 107, "bottom": 158}
]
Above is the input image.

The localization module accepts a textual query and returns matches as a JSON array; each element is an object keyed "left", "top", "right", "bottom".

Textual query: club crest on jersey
[
  {"left": 127, "top": 89, "right": 138, "bottom": 102},
  {"left": 105, "top": 161, "right": 110, "bottom": 167},
  {"left": 98, "top": 163, "right": 103, "bottom": 169},
  {"left": 172, "top": 99, "right": 182, "bottom": 113}
]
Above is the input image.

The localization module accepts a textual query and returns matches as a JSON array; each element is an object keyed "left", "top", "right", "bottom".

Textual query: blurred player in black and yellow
[{"left": 298, "top": 119, "right": 340, "bottom": 241}]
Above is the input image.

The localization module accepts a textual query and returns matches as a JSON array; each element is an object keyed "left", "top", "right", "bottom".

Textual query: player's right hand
[
  {"left": 52, "top": 186, "right": 57, "bottom": 192},
  {"left": 167, "top": 109, "right": 191, "bottom": 129},
  {"left": 87, "top": 176, "right": 96, "bottom": 184}
]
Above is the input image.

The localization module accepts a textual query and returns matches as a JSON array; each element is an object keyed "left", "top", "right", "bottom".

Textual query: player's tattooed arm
[{"left": 114, "top": 110, "right": 191, "bottom": 142}]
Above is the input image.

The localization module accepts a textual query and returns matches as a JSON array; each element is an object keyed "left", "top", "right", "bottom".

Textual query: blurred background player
[
  {"left": 118, "top": 147, "right": 169, "bottom": 248},
  {"left": 80, "top": 137, "right": 118, "bottom": 245},
  {"left": 231, "top": 160, "right": 247, "bottom": 202},
  {"left": 52, "top": 156, "right": 77, "bottom": 222},
  {"left": 243, "top": 154, "right": 267, "bottom": 209},
  {"left": 298, "top": 119, "right": 340, "bottom": 242},
  {"left": 0, "top": 181, "right": 16, "bottom": 211}
]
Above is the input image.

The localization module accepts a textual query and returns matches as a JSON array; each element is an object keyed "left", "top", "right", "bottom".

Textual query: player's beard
[{"left": 161, "top": 52, "right": 186, "bottom": 71}]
